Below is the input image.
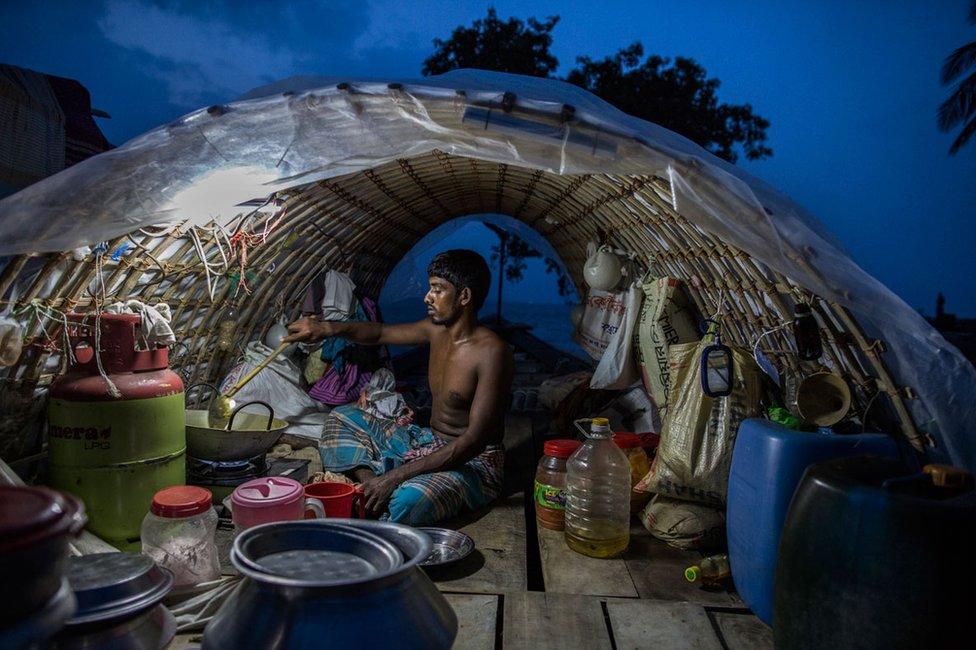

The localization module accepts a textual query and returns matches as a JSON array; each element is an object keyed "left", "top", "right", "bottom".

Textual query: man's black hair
[{"left": 427, "top": 249, "right": 492, "bottom": 311}]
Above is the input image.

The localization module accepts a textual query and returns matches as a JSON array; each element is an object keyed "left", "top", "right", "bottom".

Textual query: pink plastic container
[{"left": 231, "top": 476, "right": 325, "bottom": 531}]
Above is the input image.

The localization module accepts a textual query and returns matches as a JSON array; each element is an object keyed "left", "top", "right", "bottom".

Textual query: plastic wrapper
[
  {"left": 636, "top": 340, "right": 767, "bottom": 505},
  {"left": 0, "top": 69, "right": 970, "bottom": 473},
  {"left": 590, "top": 280, "right": 642, "bottom": 389}
]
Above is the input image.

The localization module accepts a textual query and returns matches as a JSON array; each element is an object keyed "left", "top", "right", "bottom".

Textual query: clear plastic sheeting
[{"left": 0, "top": 69, "right": 972, "bottom": 472}]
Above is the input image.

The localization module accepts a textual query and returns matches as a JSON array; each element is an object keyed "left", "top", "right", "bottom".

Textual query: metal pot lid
[
  {"left": 64, "top": 553, "right": 173, "bottom": 626},
  {"left": 231, "top": 520, "right": 403, "bottom": 588}
]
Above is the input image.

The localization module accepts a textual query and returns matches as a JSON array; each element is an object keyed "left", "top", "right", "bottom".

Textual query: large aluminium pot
[
  {"left": 0, "top": 486, "right": 86, "bottom": 626},
  {"left": 202, "top": 520, "right": 457, "bottom": 649}
]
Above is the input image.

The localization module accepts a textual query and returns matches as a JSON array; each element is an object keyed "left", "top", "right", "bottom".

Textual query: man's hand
[
  {"left": 360, "top": 473, "right": 401, "bottom": 517},
  {"left": 282, "top": 316, "right": 331, "bottom": 344}
]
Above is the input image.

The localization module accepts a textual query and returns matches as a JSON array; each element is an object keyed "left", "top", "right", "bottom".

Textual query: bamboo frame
[{"left": 0, "top": 151, "right": 920, "bottom": 459}]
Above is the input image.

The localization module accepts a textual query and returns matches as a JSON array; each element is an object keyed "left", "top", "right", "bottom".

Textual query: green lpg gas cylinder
[{"left": 48, "top": 313, "right": 185, "bottom": 550}]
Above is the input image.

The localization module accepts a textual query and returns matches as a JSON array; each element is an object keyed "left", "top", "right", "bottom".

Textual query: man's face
[{"left": 425, "top": 276, "right": 462, "bottom": 325}]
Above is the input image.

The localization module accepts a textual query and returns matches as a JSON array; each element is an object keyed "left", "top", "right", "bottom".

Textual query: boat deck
[
  {"left": 172, "top": 326, "right": 772, "bottom": 648},
  {"left": 419, "top": 415, "right": 771, "bottom": 650}
]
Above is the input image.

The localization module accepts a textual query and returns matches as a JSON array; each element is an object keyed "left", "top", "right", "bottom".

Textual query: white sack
[
  {"left": 590, "top": 280, "right": 643, "bottom": 390},
  {"left": 219, "top": 341, "right": 331, "bottom": 441}
]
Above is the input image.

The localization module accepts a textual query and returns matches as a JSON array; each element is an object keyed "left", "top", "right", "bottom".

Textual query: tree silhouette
[
  {"left": 423, "top": 7, "right": 772, "bottom": 163},
  {"left": 938, "top": 1, "right": 976, "bottom": 155},
  {"left": 422, "top": 8, "right": 559, "bottom": 78},
  {"left": 567, "top": 43, "right": 772, "bottom": 162}
]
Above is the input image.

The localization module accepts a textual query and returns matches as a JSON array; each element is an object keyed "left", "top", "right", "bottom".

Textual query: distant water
[{"left": 381, "top": 298, "right": 587, "bottom": 360}]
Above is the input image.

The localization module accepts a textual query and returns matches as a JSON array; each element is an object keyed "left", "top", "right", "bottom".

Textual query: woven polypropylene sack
[
  {"left": 635, "top": 340, "right": 766, "bottom": 505},
  {"left": 635, "top": 277, "right": 699, "bottom": 418},
  {"left": 639, "top": 494, "right": 726, "bottom": 550}
]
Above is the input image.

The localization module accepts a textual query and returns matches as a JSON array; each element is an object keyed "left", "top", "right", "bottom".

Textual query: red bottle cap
[
  {"left": 151, "top": 486, "right": 213, "bottom": 518},
  {"left": 613, "top": 432, "right": 643, "bottom": 449},
  {"left": 543, "top": 439, "right": 582, "bottom": 459}
]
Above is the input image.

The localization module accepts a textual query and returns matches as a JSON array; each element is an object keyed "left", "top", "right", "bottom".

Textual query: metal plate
[
  {"left": 65, "top": 553, "right": 173, "bottom": 625},
  {"left": 418, "top": 528, "right": 475, "bottom": 567}
]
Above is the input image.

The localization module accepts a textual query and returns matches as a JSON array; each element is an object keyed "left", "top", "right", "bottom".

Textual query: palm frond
[
  {"left": 949, "top": 115, "right": 976, "bottom": 154},
  {"left": 941, "top": 42, "right": 976, "bottom": 84},
  {"left": 938, "top": 70, "right": 976, "bottom": 131}
]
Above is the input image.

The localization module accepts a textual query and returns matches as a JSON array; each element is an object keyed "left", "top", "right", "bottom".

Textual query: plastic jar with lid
[
  {"left": 534, "top": 439, "right": 582, "bottom": 531},
  {"left": 613, "top": 432, "right": 652, "bottom": 513},
  {"left": 141, "top": 486, "right": 220, "bottom": 589}
]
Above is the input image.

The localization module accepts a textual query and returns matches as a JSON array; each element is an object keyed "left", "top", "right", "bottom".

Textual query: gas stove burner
[{"left": 187, "top": 454, "right": 267, "bottom": 481}]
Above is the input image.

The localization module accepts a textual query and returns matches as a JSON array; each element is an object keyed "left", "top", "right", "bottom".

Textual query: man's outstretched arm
[
  {"left": 283, "top": 316, "right": 433, "bottom": 346},
  {"left": 360, "top": 341, "right": 514, "bottom": 515}
]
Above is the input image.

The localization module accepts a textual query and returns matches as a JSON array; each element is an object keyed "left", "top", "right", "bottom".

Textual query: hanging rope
[
  {"left": 12, "top": 299, "right": 77, "bottom": 366},
  {"left": 188, "top": 225, "right": 231, "bottom": 303},
  {"left": 90, "top": 246, "right": 122, "bottom": 398}
]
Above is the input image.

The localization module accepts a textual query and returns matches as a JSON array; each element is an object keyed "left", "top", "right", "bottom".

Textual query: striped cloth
[{"left": 319, "top": 404, "right": 504, "bottom": 525}]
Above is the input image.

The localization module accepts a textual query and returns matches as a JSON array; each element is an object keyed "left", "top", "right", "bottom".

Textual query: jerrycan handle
[{"left": 574, "top": 418, "right": 592, "bottom": 437}]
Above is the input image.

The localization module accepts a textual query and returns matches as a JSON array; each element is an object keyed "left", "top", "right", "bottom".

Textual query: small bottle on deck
[{"left": 685, "top": 553, "right": 731, "bottom": 586}]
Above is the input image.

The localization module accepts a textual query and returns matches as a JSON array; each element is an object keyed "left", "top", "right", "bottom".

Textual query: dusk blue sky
[{"left": 2, "top": 1, "right": 974, "bottom": 315}]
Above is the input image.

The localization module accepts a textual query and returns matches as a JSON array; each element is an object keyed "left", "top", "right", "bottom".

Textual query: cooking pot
[
  {"left": 185, "top": 398, "right": 288, "bottom": 461},
  {"left": 0, "top": 486, "right": 86, "bottom": 626},
  {"left": 203, "top": 520, "right": 457, "bottom": 649}
]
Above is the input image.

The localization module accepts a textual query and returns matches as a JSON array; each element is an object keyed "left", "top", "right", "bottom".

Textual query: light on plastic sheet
[{"left": 167, "top": 166, "right": 279, "bottom": 226}]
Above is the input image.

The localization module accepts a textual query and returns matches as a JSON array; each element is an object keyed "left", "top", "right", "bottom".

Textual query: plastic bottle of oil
[{"left": 564, "top": 417, "right": 631, "bottom": 558}]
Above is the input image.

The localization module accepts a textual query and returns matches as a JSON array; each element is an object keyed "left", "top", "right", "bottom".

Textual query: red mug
[{"left": 303, "top": 482, "right": 366, "bottom": 519}]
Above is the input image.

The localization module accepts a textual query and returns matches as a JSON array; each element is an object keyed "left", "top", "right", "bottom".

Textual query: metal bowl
[{"left": 417, "top": 528, "right": 475, "bottom": 567}]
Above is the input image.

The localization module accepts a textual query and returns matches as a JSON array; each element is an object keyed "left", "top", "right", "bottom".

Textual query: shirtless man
[{"left": 283, "top": 249, "right": 514, "bottom": 525}]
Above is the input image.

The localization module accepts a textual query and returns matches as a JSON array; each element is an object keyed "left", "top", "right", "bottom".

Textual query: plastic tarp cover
[{"left": 0, "top": 69, "right": 972, "bottom": 472}]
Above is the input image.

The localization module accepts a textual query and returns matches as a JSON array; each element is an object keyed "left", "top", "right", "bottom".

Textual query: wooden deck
[
  {"left": 431, "top": 495, "right": 770, "bottom": 649},
  {"left": 173, "top": 327, "right": 771, "bottom": 648},
  {"left": 419, "top": 414, "right": 771, "bottom": 649}
]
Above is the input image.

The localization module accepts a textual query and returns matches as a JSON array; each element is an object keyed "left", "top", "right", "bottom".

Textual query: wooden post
[{"left": 496, "top": 231, "right": 507, "bottom": 324}]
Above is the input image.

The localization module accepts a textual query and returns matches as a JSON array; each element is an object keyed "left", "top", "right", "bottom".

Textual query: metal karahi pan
[{"left": 185, "top": 384, "right": 288, "bottom": 461}]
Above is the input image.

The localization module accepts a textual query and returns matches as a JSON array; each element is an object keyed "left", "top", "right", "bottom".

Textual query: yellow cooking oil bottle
[{"left": 564, "top": 417, "right": 631, "bottom": 558}]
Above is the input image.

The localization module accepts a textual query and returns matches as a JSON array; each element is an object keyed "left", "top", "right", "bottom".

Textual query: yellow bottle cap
[
  {"left": 684, "top": 566, "right": 701, "bottom": 583},
  {"left": 592, "top": 417, "right": 610, "bottom": 426}
]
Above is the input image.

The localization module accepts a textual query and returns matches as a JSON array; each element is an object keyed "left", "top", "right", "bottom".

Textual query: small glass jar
[
  {"left": 534, "top": 439, "right": 582, "bottom": 531},
  {"left": 613, "top": 433, "right": 652, "bottom": 513},
  {"left": 142, "top": 486, "right": 220, "bottom": 590}
]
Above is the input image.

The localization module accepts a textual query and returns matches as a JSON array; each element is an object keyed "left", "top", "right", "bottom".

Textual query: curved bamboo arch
[{"left": 0, "top": 150, "right": 919, "bottom": 461}]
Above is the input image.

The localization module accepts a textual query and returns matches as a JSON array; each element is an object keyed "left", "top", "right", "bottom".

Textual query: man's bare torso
[{"left": 427, "top": 325, "right": 507, "bottom": 446}]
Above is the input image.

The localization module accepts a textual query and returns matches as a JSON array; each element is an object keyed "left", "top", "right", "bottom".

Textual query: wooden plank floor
[
  {"left": 537, "top": 523, "right": 742, "bottom": 606},
  {"left": 166, "top": 413, "right": 774, "bottom": 649}
]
